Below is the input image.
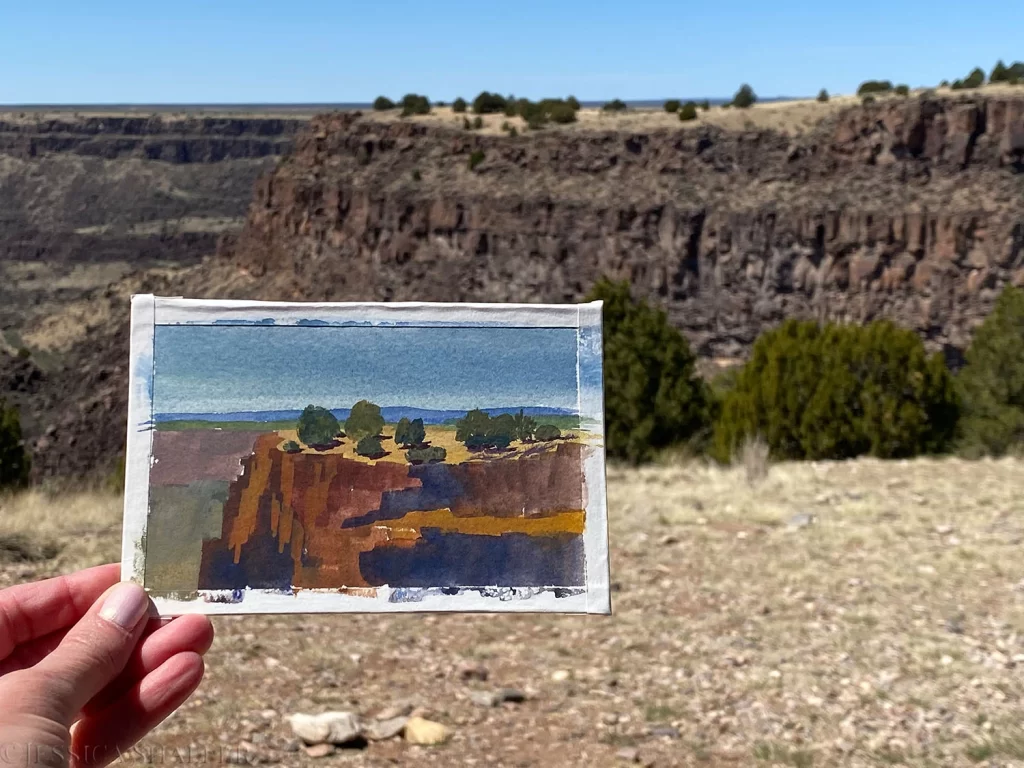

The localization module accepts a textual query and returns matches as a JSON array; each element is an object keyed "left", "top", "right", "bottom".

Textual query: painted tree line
[{"left": 285, "top": 401, "right": 565, "bottom": 464}]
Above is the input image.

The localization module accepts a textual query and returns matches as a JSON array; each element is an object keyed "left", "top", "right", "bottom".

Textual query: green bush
[
  {"left": 535, "top": 424, "right": 562, "bottom": 441},
  {"left": 281, "top": 440, "right": 301, "bottom": 454},
  {"left": 940, "top": 80, "right": 951, "bottom": 87},
  {"left": 964, "top": 67, "right": 986, "bottom": 88},
  {"left": 472, "top": 91, "right": 507, "bottom": 114},
  {"left": 895, "top": 84, "right": 910, "bottom": 96},
  {"left": 356, "top": 435, "right": 386, "bottom": 459},
  {"left": 585, "top": 278, "right": 713, "bottom": 464},
  {"left": 468, "top": 149, "right": 485, "bottom": 170},
  {"left": 453, "top": 97, "right": 468, "bottom": 113},
  {"left": 700, "top": 100, "right": 711, "bottom": 111},
  {"left": 862, "top": 95, "right": 877, "bottom": 105},
  {"left": 463, "top": 117, "right": 471, "bottom": 130},
  {"left": 0, "top": 400, "right": 30, "bottom": 490},
  {"left": 857, "top": 80, "right": 893, "bottom": 96},
  {"left": 816, "top": 89, "right": 829, "bottom": 102},
  {"left": 395, "top": 417, "right": 426, "bottom": 448},
  {"left": 406, "top": 446, "right": 446, "bottom": 465},
  {"left": 373, "top": 96, "right": 395, "bottom": 111},
  {"left": 567, "top": 95, "right": 581, "bottom": 110},
  {"left": 511, "top": 409, "right": 537, "bottom": 442},
  {"left": 345, "top": 400, "right": 384, "bottom": 441},
  {"left": 472, "top": 116, "right": 483, "bottom": 130},
  {"left": 731, "top": 84, "right": 757, "bottom": 108},
  {"left": 951, "top": 79, "right": 965, "bottom": 90},
  {"left": 664, "top": 99, "right": 681, "bottom": 113},
  {"left": 602, "top": 99, "right": 627, "bottom": 112},
  {"left": 713, "top": 320, "right": 959, "bottom": 462},
  {"left": 956, "top": 286, "right": 1024, "bottom": 457},
  {"left": 678, "top": 101, "right": 698, "bottom": 121},
  {"left": 989, "top": 60, "right": 1008, "bottom": 82},
  {"left": 296, "top": 405, "right": 340, "bottom": 448},
  {"left": 456, "top": 409, "right": 515, "bottom": 451},
  {"left": 508, "top": 126, "right": 519, "bottom": 137},
  {"left": 547, "top": 101, "right": 577, "bottom": 124},
  {"left": 400, "top": 94, "right": 431, "bottom": 116}
]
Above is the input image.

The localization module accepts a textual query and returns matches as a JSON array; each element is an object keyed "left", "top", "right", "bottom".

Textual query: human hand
[{"left": 0, "top": 564, "right": 214, "bottom": 767}]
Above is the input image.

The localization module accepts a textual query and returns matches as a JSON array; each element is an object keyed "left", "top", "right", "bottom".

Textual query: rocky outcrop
[
  {"left": 0, "top": 116, "right": 305, "bottom": 162},
  {"left": 226, "top": 94, "right": 1023, "bottom": 358}
]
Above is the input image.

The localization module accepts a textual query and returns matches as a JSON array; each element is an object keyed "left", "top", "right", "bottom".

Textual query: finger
[
  {"left": 82, "top": 614, "right": 214, "bottom": 715},
  {"left": 0, "top": 564, "right": 120, "bottom": 661},
  {"left": 31, "top": 582, "right": 151, "bottom": 723},
  {"left": 71, "top": 652, "right": 205, "bottom": 768}
]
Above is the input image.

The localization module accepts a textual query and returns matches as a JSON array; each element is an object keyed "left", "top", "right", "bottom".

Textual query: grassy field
[{"left": 3, "top": 456, "right": 1024, "bottom": 765}]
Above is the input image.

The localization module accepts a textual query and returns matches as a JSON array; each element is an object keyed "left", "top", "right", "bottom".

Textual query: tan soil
[{"left": 3, "top": 456, "right": 1023, "bottom": 765}]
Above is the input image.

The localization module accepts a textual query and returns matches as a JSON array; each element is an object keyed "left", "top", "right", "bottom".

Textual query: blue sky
[
  {"left": 152, "top": 325, "right": 586, "bottom": 413},
  {"left": 2, "top": 1, "right": 1017, "bottom": 104}
]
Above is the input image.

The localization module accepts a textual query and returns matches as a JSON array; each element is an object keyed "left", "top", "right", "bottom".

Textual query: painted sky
[
  {"left": 3, "top": 0, "right": 1014, "bottom": 103},
  {"left": 152, "top": 325, "right": 591, "bottom": 413}
]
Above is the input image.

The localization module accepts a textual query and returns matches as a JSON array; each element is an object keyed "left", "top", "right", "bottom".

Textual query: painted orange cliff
[{"left": 197, "top": 435, "right": 590, "bottom": 591}]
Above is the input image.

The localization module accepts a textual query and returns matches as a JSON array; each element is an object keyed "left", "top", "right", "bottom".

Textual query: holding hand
[{"left": 0, "top": 564, "right": 213, "bottom": 767}]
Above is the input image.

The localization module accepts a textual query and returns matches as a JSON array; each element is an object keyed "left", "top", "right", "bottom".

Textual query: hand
[{"left": 0, "top": 564, "right": 214, "bottom": 768}]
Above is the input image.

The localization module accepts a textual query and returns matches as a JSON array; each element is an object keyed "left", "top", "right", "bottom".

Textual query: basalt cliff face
[
  {"left": 226, "top": 95, "right": 1023, "bottom": 359},
  {"left": 6, "top": 94, "right": 1024, "bottom": 478}
]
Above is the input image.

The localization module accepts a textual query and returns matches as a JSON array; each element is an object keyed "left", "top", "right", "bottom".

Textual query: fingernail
[{"left": 98, "top": 582, "right": 150, "bottom": 629}]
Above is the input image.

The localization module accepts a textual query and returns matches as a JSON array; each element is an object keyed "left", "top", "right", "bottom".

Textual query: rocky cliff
[
  {"left": 6, "top": 94, "right": 1024, "bottom": 478},
  {"left": 225, "top": 94, "right": 1023, "bottom": 359}
]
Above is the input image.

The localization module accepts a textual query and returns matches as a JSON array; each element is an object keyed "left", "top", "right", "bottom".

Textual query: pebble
[
  {"left": 375, "top": 701, "right": 414, "bottom": 720},
  {"left": 287, "top": 712, "right": 363, "bottom": 745},
  {"left": 301, "top": 743, "right": 336, "bottom": 758},
  {"left": 649, "top": 725, "right": 680, "bottom": 739},
  {"left": 403, "top": 717, "right": 452, "bottom": 746},
  {"left": 457, "top": 661, "right": 489, "bottom": 681},
  {"left": 364, "top": 715, "right": 409, "bottom": 741},
  {"left": 470, "top": 690, "right": 501, "bottom": 708},
  {"left": 551, "top": 669, "right": 571, "bottom": 682},
  {"left": 616, "top": 747, "right": 640, "bottom": 762},
  {"left": 787, "top": 512, "right": 815, "bottom": 530}
]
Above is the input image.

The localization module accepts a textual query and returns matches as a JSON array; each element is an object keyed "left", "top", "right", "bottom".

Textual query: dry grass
[{"left": 2, "top": 457, "right": 1024, "bottom": 765}]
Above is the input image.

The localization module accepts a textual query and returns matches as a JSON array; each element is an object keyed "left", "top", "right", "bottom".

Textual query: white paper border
[{"left": 122, "top": 296, "right": 609, "bottom": 615}]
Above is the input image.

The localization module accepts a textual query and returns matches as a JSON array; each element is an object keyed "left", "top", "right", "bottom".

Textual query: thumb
[{"left": 33, "top": 582, "right": 151, "bottom": 723}]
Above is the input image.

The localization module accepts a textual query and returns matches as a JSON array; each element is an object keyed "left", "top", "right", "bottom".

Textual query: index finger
[{"left": 0, "top": 564, "right": 121, "bottom": 661}]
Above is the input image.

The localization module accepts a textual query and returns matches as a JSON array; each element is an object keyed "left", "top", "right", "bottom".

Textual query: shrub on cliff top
[
  {"left": 731, "top": 84, "right": 757, "bottom": 109},
  {"left": 713, "top": 320, "right": 959, "bottom": 462},
  {"left": 964, "top": 67, "right": 986, "bottom": 89},
  {"left": 372, "top": 96, "right": 395, "bottom": 111},
  {"left": 956, "top": 286, "right": 1024, "bottom": 457},
  {"left": 472, "top": 91, "right": 507, "bottom": 114},
  {"left": 406, "top": 445, "right": 446, "bottom": 465},
  {"left": 664, "top": 99, "right": 681, "bottom": 114},
  {"left": 452, "top": 97, "right": 468, "bottom": 113},
  {"left": 895, "top": 84, "right": 910, "bottom": 96},
  {"left": 585, "top": 278, "right": 713, "bottom": 464},
  {"left": 0, "top": 400, "right": 30, "bottom": 490},
  {"left": 535, "top": 424, "right": 562, "bottom": 442},
  {"left": 857, "top": 80, "right": 893, "bottom": 96},
  {"left": 395, "top": 417, "right": 426, "bottom": 448},
  {"left": 400, "top": 94, "right": 431, "bottom": 116},
  {"left": 567, "top": 95, "right": 581, "bottom": 110},
  {"left": 678, "top": 101, "right": 698, "bottom": 121},
  {"left": 817, "top": 89, "right": 829, "bottom": 102},
  {"left": 356, "top": 435, "right": 386, "bottom": 459},
  {"left": 602, "top": 99, "right": 627, "bottom": 112},
  {"left": 296, "top": 405, "right": 340, "bottom": 449}
]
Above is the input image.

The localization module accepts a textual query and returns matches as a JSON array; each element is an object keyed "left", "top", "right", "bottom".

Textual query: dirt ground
[{"left": 2, "top": 456, "right": 1024, "bottom": 766}]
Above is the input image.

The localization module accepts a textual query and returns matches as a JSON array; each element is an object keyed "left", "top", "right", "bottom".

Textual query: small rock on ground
[
  {"left": 287, "top": 712, "right": 363, "bottom": 745},
  {"left": 365, "top": 715, "right": 409, "bottom": 741},
  {"left": 403, "top": 717, "right": 452, "bottom": 746}
]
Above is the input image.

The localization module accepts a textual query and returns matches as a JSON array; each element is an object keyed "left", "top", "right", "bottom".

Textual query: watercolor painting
[{"left": 122, "top": 297, "right": 609, "bottom": 615}]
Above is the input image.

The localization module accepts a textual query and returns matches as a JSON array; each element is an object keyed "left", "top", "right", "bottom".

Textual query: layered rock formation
[{"left": 225, "top": 94, "right": 1023, "bottom": 358}]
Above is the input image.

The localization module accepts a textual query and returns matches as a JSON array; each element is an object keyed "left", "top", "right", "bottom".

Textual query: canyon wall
[{"left": 226, "top": 95, "right": 1023, "bottom": 359}]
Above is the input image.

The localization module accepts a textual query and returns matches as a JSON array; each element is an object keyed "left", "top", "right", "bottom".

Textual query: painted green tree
[
  {"left": 296, "top": 405, "right": 340, "bottom": 448},
  {"left": 512, "top": 409, "right": 537, "bottom": 442},
  {"left": 535, "top": 424, "right": 561, "bottom": 442},
  {"left": 345, "top": 400, "right": 384, "bottom": 441},
  {"left": 395, "top": 417, "right": 426, "bottom": 447}
]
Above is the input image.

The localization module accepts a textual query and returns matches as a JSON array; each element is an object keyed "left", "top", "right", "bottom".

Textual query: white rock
[
  {"left": 365, "top": 716, "right": 408, "bottom": 741},
  {"left": 551, "top": 669, "right": 571, "bottom": 682},
  {"left": 287, "top": 712, "right": 363, "bottom": 745}
]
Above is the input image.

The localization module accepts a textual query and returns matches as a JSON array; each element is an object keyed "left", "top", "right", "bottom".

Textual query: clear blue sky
[{"left": 2, "top": 1, "right": 1017, "bottom": 104}]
